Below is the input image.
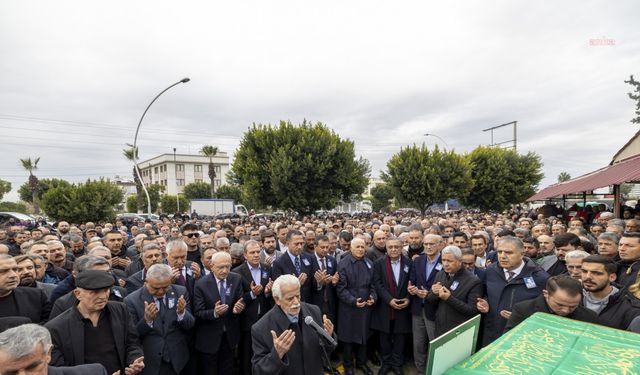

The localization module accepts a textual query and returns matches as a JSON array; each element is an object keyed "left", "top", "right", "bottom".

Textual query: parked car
[{"left": 0, "top": 212, "right": 37, "bottom": 228}]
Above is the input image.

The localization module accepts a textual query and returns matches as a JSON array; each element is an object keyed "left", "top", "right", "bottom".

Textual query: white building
[
  {"left": 112, "top": 175, "right": 137, "bottom": 199},
  {"left": 137, "top": 152, "right": 230, "bottom": 195}
]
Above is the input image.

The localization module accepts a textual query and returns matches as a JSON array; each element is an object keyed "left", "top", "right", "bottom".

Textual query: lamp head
[{"left": 180, "top": 78, "right": 190, "bottom": 83}]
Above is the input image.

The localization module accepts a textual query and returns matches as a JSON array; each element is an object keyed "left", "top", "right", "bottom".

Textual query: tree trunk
[
  {"left": 29, "top": 174, "right": 40, "bottom": 214},
  {"left": 208, "top": 162, "right": 216, "bottom": 198}
]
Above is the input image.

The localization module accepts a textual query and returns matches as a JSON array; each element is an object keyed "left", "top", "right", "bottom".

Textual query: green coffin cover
[{"left": 445, "top": 312, "right": 640, "bottom": 374}]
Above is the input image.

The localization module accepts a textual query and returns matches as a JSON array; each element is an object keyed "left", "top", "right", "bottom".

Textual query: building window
[
  {"left": 215, "top": 166, "right": 221, "bottom": 174},
  {"left": 194, "top": 165, "right": 202, "bottom": 172},
  {"left": 176, "top": 164, "right": 184, "bottom": 172},
  {"left": 177, "top": 179, "right": 185, "bottom": 186},
  {"left": 154, "top": 167, "right": 158, "bottom": 174}
]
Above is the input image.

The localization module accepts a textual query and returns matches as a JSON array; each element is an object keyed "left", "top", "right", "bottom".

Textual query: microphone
[{"left": 304, "top": 316, "right": 336, "bottom": 346}]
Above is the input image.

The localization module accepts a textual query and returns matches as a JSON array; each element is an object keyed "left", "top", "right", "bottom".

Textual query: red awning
[{"left": 527, "top": 153, "right": 640, "bottom": 201}]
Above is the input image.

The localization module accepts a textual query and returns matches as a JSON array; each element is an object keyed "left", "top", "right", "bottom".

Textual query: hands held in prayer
[
  {"left": 476, "top": 298, "right": 489, "bottom": 313},
  {"left": 389, "top": 298, "right": 410, "bottom": 310},
  {"left": 233, "top": 298, "right": 245, "bottom": 314},
  {"left": 176, "top": 295, "right": 187, "bottom": 315},
  {"left": 251, "top": 281, "right": 264, "bottom": 296},
  {"left": 271, "top": 329, "right": 296, "bottom": 359},
  {"left": 408, "top": 281, "right": 428, "bottom": 299},
  {"left": 323, "top": 314, "right": 334, "bottom": 337},
  {"left": 143, "top": 301, "right": 157, "bottom": 323},
  {"left": 431, "top": 282, "right": 451, "bottom": 301}
]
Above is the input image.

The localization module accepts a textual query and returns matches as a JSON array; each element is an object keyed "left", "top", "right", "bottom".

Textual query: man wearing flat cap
[{"left": 46, "top": 270, "right": 145, "bottom": 375}]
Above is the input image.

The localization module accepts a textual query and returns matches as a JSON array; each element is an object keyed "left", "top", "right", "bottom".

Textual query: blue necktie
[
  {"left": 219, "top": 280, "right": 226, "bottom": 304},
  {"left": 294, "top": 256, "right": 301, "bottom": 276}
]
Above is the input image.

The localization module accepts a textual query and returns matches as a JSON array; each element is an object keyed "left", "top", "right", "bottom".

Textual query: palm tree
[
  {"left": 20, "top": 157, "right": 40, "bottom": 214},
  {"left": 200, "top": 145, "right": 219, "bottom": 198},
  {"left": 123, "top": 146, "right": 145, "bottom": 213}
]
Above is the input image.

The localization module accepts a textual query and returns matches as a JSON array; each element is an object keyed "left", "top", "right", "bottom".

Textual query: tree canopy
[
  {"left": 383, "top": 145, "right": 473, "bottom": 209},
  {"left": 370, "top": 183, "right": 394, "bottom": 212},
  {"left": 0, "top": 179, "right": 10, "bottom": 201},
  {"left": 625, "top": 75, "right": 640, "bottom": 125},
  {"left": 183, "top": 181, "right": 212, "bottom": 200},
  {"left": 558, "top": 171, "right": 571, "bottom": 183},
  {"left": 231, "top": 120, "right": 370, "bottom": 213},
  {"left": 19, "top": 178, "right": 72, "bottom": 203},
  {"left": 41, "top": 179, "right": 123, "bottom": 222},
  {"left": 462, "top": 146, "right": 543, "bottom": 211}
]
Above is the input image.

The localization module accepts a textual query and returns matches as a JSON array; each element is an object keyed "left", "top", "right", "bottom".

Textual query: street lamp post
[
  {"left": 131, "top": 78, "right": 190, "bottom": 216},
  {"left": 424, "top": 132, "right": 451, "bottom": 212},
  {"left": 173, "top": 147, "right": 179, "bottom": 213}
]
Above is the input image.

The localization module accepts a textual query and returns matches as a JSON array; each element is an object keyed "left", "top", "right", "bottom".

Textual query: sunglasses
[{"left": 185, "top": 233, "right": 200, "bottom": 238}]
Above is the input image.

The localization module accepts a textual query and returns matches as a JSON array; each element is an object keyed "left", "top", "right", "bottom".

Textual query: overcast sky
[{"left": 1, "top": 1, "right": 639, "bottom": 203}]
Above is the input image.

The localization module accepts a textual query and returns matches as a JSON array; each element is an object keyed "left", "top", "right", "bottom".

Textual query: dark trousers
[
  {"left": 379, "top": 321, "right": 405, "bottom": 368},
  {"left": 342, "top": 341, "right": 366, "bottom": 369},
  {"left": 239, "top": 330, "right": 253, "bottom": 375},
  {"left": 159, "top": 361, "right": 178, "bottom": 375},
  {"left": 199, "top": 333, "right": 234, "bottom": 375}
]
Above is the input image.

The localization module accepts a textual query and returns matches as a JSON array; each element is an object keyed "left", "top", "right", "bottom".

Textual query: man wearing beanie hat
[{"left": 46, "top": 270, "right": 145, "bottom": 374}]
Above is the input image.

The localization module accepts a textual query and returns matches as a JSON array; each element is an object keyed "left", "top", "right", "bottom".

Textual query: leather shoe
[
  {"left": 356, "top": 364, "right": 374, "bottom": 375},
  {"left": 377, "top": 365, "right": 392, "bottom": 375}
]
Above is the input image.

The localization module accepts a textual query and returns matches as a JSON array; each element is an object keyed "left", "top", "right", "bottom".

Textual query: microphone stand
[{"left": 318, "top": 336, "right": 339, "bottom": 375}]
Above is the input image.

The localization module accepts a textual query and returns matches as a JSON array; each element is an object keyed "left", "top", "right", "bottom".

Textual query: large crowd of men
[{"left": 1, "top": 206, "right": 640, "bottom": 374}]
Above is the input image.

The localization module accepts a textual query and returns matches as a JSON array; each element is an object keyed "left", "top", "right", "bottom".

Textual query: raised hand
[
  {"left": 271, "top": 329, "right": 296, "bottom": 359},
  {"left": 176, "top": 295, "right": 187, "bottom": 315},
  {"left": 476, "top": 298, "right": 489, "bottom": 313},
  {"left": 214, "top": 300, "right": 229, "bottom": 317},
  {"left": 251, "top": 281, "right": 264, "bottom": 296},
  {"left": 233, "top": 298, "right": 245, "bottom": 314},
  {"left": 143, "top": 301, "right": 158, "bottom": 323},
  {"left": 323, "top": 314, "right": 334, "bottom": 337}
]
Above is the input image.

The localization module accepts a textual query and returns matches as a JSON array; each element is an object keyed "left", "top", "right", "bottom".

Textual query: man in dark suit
[
  {"left": 125, "top": 263, "right": 195, "bottom": 375},
  {"left": 407, "top": 234, "right": 443, "bottom": 374},
  {"left": 308, "top": 235, "right": 339, "bottom": 324},
  {"left": 125, "top": 243, "right": 164, "bottom": 294},
  {"left": 505, "top": 275, "right": 599, "bottom": 331},
  {"left": 0, "top": 255, "right": 51, "bottom": 324},
  {"left": 426, "top": 246, "right": 483, "bottom": 338},
  {"left": 166, "top": 239, "right": 201, "bottom": 301},
  {"left": 45, "top": 270, "right": 144, "bottom": 375},
  {"left": 272, "top": 230, "right": 316, "bottom": 302},
  {"left": 371, "top": 237, "right": 412, "bottom": 375},
  {"left": 193, "top": 251, "right": 245, "bottom": 375},
  {"left": 251, "top": 274, "right": 337, "bottom": 375},
  {"left": 0, "top": 323, "right": 108, "bottom": 375},
  {"left": 233, "top": 239, "right": 273, "bottom": 375}
]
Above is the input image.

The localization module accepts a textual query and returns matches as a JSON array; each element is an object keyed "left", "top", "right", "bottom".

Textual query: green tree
[
  {"left": 160, "top": 194, "right": 189, "bottom": 214},
  {"left": 200, "top": 145, "right": 219, "bottom": 198},
  {"left": 126, "top": 195, "right": 138, "bottom": 213},
  {"left": 19, "top": 178, "right": 72, "bottom": 203},
  {"left": 232, "top": 120, "right": 370, "bottom": 213},
  {"left": 123, "top": 147, "right": 145, "bottom": 213},
  {"left": 20, "top": 157, "right": 41, "bottom": 214},
  {"left": 0, "top": 201, "right": 28, "bottom": 213},
  {"left": 127, "top": 184, "right": 164, "bottom": 213},
  {"left": 0, "top": 179, "right": 11, "bottom": 201},
  {"left": 462, "top": 146, "right": 544, "bottom": 211},
  {"left": 41, "top": 179, "right": 123, "bottom": 222},
  {"left": 370, "top": 183, "right": 394, "bottom": 212},
  {"left": 183, "top": 181, "right": 212, "bottom": 200},
  {"left": 625, "top": 75, "right": 640, "bottom": 125},
  {"left": 382, "top": 145, "right": 473, "bottom": 209},
  {"left": 216, "top": 184, "right": 242, "bottom": 202},
  {"left": 558, "top": 171, "right": 571, "bottom": 183}
]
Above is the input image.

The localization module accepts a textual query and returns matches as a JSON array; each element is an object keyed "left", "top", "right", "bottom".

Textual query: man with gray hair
[
  {"left": 426, "top": 246, "right": 483, "bottom": 338},
  {"left": 251, "top": 275, "right": 336, "bottom": 375},
  {"left": 125, "top": 243, "right": 164, "bottom": 294},
  {"left": 0, "top": 323, "right": 108, "bottom": 374},
  {"left": 565, "top": 250, "right": 590, "bottom": 280},
  {"left": 125, "top": 264, "right": 195, "bottom": 375},
  {"left": 597, "top": 232, "right": 620, "bottom": 260}
]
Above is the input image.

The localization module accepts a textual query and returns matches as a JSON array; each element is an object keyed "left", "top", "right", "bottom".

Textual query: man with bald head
[{"left": 367, "top": 230, "right": 387, "bottom": 262}]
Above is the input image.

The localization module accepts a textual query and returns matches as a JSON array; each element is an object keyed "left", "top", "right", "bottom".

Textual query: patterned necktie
[
  {"left": 507, "top": 271, "right": 515, "bottom": 282},
  {"left": 320, "top": 258, "right": 325, "bottom": 271},
  {"left": 219, "top": 280, "right": 226, "bottom": 304},
  {"left": 294, "top": 256, "right": 301, "bottom": 276},
  {"left": 177, "top": 270, "right": 186, "bottom": 286}
]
